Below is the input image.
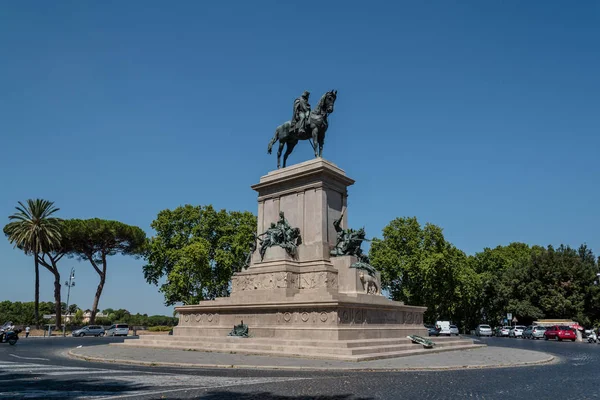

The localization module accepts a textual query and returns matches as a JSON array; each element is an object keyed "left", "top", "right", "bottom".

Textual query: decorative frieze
[
  {"left": 275, "top": 309, "right": 337, "bottom": 325},
  {"left": 180, "top": 312, "right": 219, "bottom": 326},
  {"left": 231, "top": 272, "right": 297, "bottom": 292},
  {"left": 178, "top": 306, "right": 424, "bottom": 329},
  {"left": 231, "top": 271, "right": 337, "bottom": 292},
  {"left": 298, "top": 271, "right": 338, "bottom": 290}
]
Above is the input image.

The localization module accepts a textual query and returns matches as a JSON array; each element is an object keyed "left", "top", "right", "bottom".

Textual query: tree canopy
[
  {"left": 143, "top": 204, "right": 256, "bottom": 306},
  {"left": 370, "top": 216, "right": 600, "bottom": 330},
  {"left": 3, "top": 199, "right": 62, "bottom": 325},
  {"left": 65, "top": 218, "right": 147, "bottom": 323},
  {"left": 369, "top": 217, "right": 478, "bottom": 325}
]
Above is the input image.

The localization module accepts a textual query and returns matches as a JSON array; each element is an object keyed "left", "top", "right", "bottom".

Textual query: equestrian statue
[{"left": 267, "top": 90, "right": 337, "bottom": 169}]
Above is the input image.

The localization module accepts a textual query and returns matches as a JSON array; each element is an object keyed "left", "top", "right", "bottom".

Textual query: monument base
[
  {"left": 121, "top": 252, "right": 480, "bottom": 360},
  {"left": 120, "top": 159, "right": 481, "bottom": 360}
]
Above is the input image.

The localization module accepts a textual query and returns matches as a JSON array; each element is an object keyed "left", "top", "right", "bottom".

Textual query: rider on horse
[{"left": 292, "top": 91, "right": 311, "bottom": 135}]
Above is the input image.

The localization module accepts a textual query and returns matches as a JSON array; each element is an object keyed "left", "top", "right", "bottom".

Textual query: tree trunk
[
  {"left": 90, "top": 274, "right": 105, "bottom": 324},
  {"left": 34, "top": 255, "right": 40, "bottom": 328},
  {"left": 53, "top": 272, "right": 62, "bottom": 329},
  {"left": 90, "top": 254, "right": 107, "bottom": 324}
]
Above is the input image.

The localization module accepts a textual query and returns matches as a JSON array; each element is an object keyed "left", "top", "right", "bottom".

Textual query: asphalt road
[{"left": 1, "top": 335, "right": 599, "bottom": 399}]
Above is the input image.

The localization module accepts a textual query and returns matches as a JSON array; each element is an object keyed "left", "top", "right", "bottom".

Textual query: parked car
[
  {"left": 499, "top": 326, "right": 511, "bottom": 337},
  {"left": 509, "top": 325, "right": 527, "bottom": 338},
  {"left": 106, "top": 324, "right": 129, "bottom": 337},
  {"left": 425, "top": 324, "right": 439, "bottom": 336},
  {"left": 544, "top": 325, "right": 576, "bottom": 341},
  {"left": 434, "top": 321, "right": 452, "bottom": 336},
  {"left": 72, "top": 325, "right": 105, "bottom": 337},
  {"left": 475, "top": 324, "right": 493, "bottom": 337},
  {"left": 449, "top": 325, "right": 459, "bottom": 336},
  {"left": 523, "top": 325, "right": 546, "bottom": 339}
]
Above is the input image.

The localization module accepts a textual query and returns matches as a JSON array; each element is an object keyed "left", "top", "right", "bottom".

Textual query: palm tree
[{"left": 3, "top": 199, "right": 62, "bottom": 326}]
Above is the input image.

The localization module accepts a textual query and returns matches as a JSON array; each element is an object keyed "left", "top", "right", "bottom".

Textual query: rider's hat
[{"left": 302, "top": 90, "right": 310, "bottom": 97}]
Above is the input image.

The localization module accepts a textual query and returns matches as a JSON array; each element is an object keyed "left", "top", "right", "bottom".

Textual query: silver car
[
  {"left": 523, "top": 325, "right": 546, "bottom": 339},
  {"left": 475, "top": 324, "right": 493, "bottom": 337},
  {"left": 449, "top": 325, "right": 460, "bottom": 336},
  {"left": 72, "top": 325, "right": 105, "bottom": 337},
  {"left": 106, "top": 324, "right": 129, "bottom": 337}
]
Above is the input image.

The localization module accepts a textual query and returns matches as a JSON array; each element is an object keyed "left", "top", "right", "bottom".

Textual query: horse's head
[{"left": 316, "top": 90, "right": 337, "bottom": 115}]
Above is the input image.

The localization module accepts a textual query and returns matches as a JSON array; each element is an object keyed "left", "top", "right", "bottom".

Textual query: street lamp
[{"left": 63, "top": 267, "right": 75, "bottom": 337}]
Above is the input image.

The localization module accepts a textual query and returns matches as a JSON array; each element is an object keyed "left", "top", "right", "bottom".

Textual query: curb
[{"left": 67, "top": 349, "right": 556, "bottom": 372}]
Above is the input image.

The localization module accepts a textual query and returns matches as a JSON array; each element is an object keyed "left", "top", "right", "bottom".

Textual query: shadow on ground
[
  {"left": 0, "top": 370, "right": 151, "bottom": 399},
  {"left": 166, "top": 393, "right": 372, "bottom": 400}
]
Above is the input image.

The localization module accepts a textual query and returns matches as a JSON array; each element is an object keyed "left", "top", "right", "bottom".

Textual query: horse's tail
[{"left": 267, "top": 127, "right": 279, "bottom": 154}]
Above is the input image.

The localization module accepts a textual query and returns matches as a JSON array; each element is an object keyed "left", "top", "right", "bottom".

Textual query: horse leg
[
  {"left": 277, "top": 142, "right": 285, "bottom": 169},
  {"left": 267, "top": 128, "right": 279, "bottom": 154},
  {"left": 319, "top": 134, "right": 324, "bottom": 157},
  {"left": 312, "top": 128, "right": 319, "bottom": 158},
  {"left": 282, "top": 142, "right": 296, "bottom": 168}
]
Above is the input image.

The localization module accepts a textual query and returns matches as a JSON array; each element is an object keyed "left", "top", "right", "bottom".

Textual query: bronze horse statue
[{"left": 267, "top": 90, "right": 337, "bottom": 169}]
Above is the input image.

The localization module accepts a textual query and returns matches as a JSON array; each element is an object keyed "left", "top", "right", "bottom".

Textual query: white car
[
  {"left": 509, "top": 325, "right": 527, "bottom": 338},
  {"left": 475, "top": 324, "right": 493, "bottom": 337},
  {"left": 499, "top": 326, "right": 511, "bottom": 337},
  {"left": 434, "top": 321, "right": 452, "bottom": 336},
  {"left": 106, "top": 324, "right": 129, "bottom": 337}
]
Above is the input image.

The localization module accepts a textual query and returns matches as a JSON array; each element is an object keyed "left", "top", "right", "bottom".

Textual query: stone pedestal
[
  {"left": 251, "top": 158, "right": 353, "bottom": 264},
  {"left": 119, "top": 159, "right": 484, "bottom": 360},
  {"left": 172, "top": 159, "right": 426, "bottom": 341}
]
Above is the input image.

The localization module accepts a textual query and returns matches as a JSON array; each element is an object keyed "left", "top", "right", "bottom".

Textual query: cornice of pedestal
[{"left": 252, "top": 158, "right": 355, "bottom": 194}]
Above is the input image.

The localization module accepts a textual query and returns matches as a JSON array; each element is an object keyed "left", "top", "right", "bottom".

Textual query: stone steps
[
  {"left": 134, "top": 334, "right": 461, "bottom": 348},
  {"left": 350, "top": 343, "right": 485, "bottom": 362},
  {"left": 116, "top": 335, "right": 480, "bottom": 361}
]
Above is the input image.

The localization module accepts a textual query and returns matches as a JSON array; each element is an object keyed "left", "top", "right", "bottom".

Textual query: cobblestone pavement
[
  {"left": 69, "top": 341, "right": 553, "bottom": 370},
  {"left": 1, "top": 336, "right": 600, "bottom": 399}
]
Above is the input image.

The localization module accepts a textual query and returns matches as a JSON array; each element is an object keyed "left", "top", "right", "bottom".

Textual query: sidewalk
[{"left": 69, "top": 343, "right": 555, "bottom": 371}]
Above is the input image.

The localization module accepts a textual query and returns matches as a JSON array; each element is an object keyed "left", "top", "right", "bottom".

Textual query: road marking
[
  {"left": 8, "top": 354, "right": 50, "bottom": 361},
  {"left": 0, "top": 389, "right": 118, "bottom": 398},
  {"left": 0, "top": 365, "right": 85, "bottom": 371},
  {"left": 0, "top": 360, "right": 307, "bottom": 399}
]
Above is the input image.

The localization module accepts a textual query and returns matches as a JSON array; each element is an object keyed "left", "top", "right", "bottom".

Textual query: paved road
[{"left": 1, "top": 335, "right": 600, "bottom": 399}]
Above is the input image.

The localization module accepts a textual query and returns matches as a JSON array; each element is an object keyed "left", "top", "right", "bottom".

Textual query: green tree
[
  {"left": 65, "top": 219, "right": 147, "bottom": 324},
  {"left": 37, "top": 230, "right": 74, "bottom": 329},
  {"left": 143, "top": 205, "right": 256, "bottom": 306},
  {"left": 3, "top": 199, "right": 62, "bottom": 326},
  {"left": 73, "top": 309, "right": 84, "bottom": 325},
  {"left": 68, "top": 304, "right": 78, "bottom": 315},
  {"left": 471, "top": 242, "right": 540, "bottom": 325},
  {"left": 369, "top": 216, "right": 481, "bottom": 326},
  {"left": 530, "top": 244, "right": 598, "bottom": 325}
]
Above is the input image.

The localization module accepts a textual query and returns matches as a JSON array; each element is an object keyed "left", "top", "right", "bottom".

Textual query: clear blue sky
[{"left": 1, "top": 1, "right": 598, "bottom": 316}]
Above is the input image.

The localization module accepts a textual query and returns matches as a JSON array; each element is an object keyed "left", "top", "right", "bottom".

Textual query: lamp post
[{"left": 63, "top": 267, "right": 75, "bottom": 337}]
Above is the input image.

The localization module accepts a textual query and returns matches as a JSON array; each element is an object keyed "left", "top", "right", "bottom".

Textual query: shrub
[
  {"left": 147, "top": 325, "right": 173, "bottom": 332},
  {"left": 95, "top": 317, "right": 112, "bottom": 326}
]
